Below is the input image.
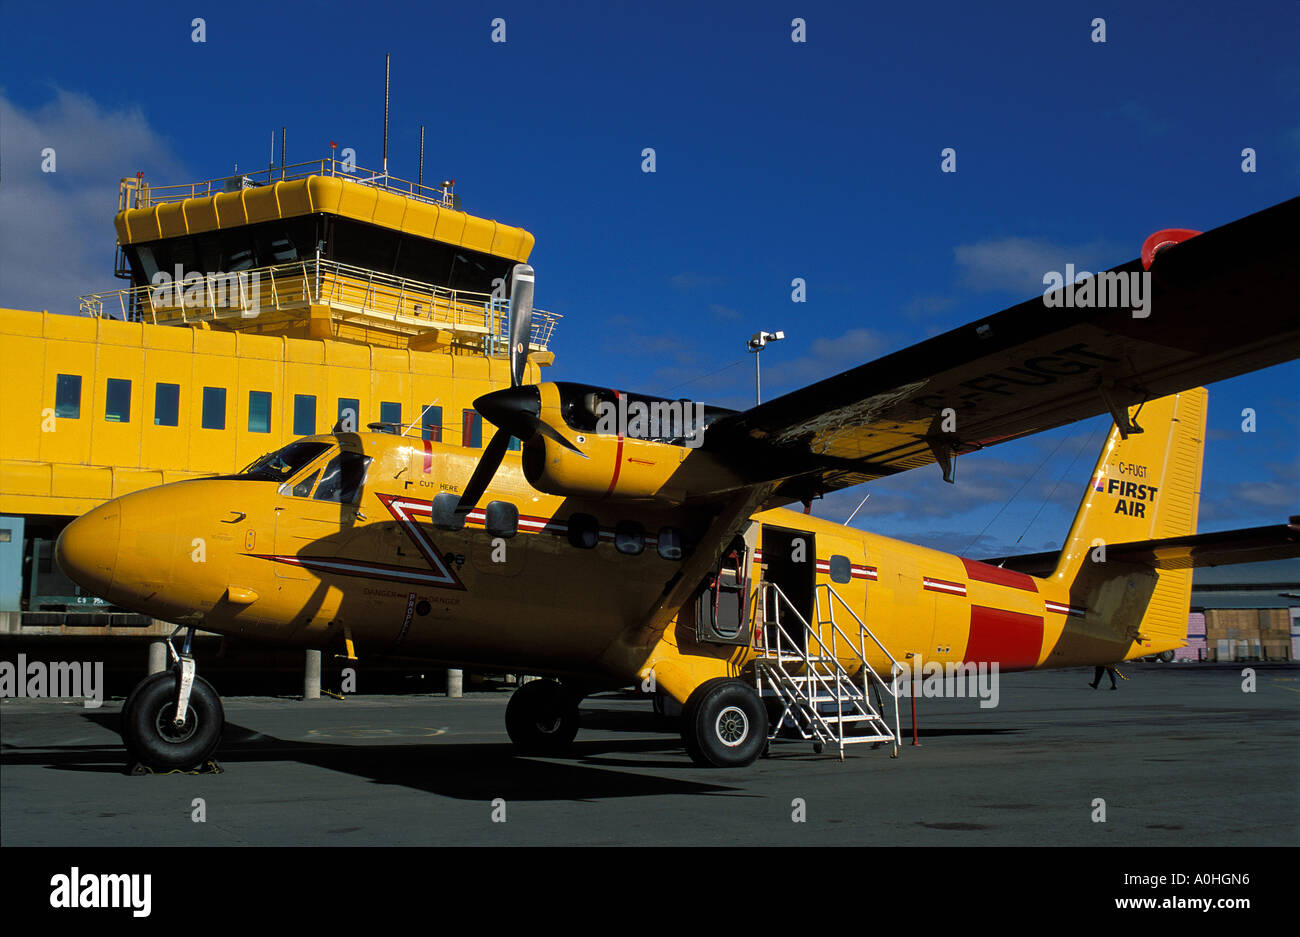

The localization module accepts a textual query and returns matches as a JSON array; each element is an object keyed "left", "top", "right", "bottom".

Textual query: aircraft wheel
[
  {"left": 681, "top": 678, "right": 768, "bottom": 768},
  {"left": 1158, "top": 650, "right": 1176, "bottom": 663},
  {"left": 122, "top": 673, "right": 224, "bottom": 771},
  {"left": 505, "top": 679, "right": 580, "bottom": 754},
  {"left": 120, "top": 671, "right": 173, "bottom": 759}
]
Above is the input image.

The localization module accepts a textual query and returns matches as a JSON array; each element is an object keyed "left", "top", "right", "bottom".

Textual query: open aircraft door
[
  {"left": 693, "top": 522, "right": 758, "bottom": 646},
  {"left": 760, "top": 524, "right": 817, "bottom": 651}
]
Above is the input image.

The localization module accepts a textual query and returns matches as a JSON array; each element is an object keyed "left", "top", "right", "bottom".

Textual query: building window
[
  {"left": 55, "top": 374, "right": 81, "bottom": 419},
  {"left": 201, "top": 386, "right": 227, "bottom": 430},
  {"left": 105, "top": 379, "right": 131, "bottom": 423},
  {"left": 829, "top": 554, "right": 852, "bottom": 584},
  {"left": 154, "top": 383, "right": 180, "bottom": 426},
  {"left": 248, "top": 391, "right": 272, "bottom": 433},
  {"left": 421, "top": 405, "right": 442, "bottom": 442},
  {"left": 380, "top": 401, "right": 401, "bottom": 429},
  {"left": 294, "top": 395, "right": 316, "bottom": 436},
  {"left": 462, "top": 409, "right": 482, "bottom": 448},
  {"left": 337, "top": 397, "right": 360, "bottom": 433}
]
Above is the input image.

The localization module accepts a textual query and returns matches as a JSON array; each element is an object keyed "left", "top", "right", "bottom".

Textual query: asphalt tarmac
[{"left": 2, "top": 662, "right": 1296, "bottom": 846}]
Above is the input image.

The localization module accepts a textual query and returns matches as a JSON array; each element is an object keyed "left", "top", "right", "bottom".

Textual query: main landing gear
[
  {"left": 121, "top": 627, "right": 224, "bottom": 772},
  {"left": 680, "top": 678, "right": 768, "bottom": 768},
  {"left": 505, "top": 678, "right": 582, "bottom": 755}
]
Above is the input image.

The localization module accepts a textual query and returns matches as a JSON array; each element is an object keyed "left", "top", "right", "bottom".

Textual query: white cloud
[
  {"left": 0, "top": 89, "right": 186, "bottom": 314},
  {"left": 954, "top": 235, "right": 1124, "bottom": 296}
]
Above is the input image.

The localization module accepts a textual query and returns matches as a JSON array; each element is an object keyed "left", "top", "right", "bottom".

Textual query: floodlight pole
[{"left": 747, "top": 330, "right": 785, "bottom": 405}]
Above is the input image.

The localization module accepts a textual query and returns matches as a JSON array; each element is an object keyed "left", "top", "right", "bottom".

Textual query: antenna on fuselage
[
  {"left": 844, "top": 492, "right": 870, "bottom": 526},
  {"left": 400, "top": 400, "right": 440, "bottom": 438}
]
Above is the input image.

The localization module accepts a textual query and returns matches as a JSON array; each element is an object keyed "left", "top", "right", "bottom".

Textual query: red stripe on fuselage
[
  {"left": 960, "top": 557, "right": 1038, "bottom": 592},
  {"left": 964, "top": 605, "right": 1044, "bottom": 671}
]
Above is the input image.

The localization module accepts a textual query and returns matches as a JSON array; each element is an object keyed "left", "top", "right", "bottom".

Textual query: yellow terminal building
[{"left": 0, "top": 159, "right": 557, "bottom": 641}]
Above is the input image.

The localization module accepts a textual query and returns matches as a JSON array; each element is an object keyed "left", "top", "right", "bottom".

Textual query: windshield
[{"left": 235, "top": 441, "right": 332, "bottom": 482}]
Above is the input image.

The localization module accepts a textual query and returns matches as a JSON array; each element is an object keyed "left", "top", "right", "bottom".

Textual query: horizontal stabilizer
[{"left": 986, "top": 516, "right": 1300, "bottom": 576}]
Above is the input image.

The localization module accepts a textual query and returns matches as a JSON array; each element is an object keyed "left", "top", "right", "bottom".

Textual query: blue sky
[{"left": 1, "top": 0, "right": 1296, "bottom": 555}]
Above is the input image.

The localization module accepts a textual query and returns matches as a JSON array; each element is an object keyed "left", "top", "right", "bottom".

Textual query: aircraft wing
[
  {"left": 702, "top": 197, "right": 1300, "bottom": 505},
  {"left": 986, "top": 517, "right": 1300, "bottom": 577}
]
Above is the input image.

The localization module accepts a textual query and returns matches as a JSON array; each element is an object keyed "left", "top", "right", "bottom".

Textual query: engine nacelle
[{"left": 522, "top": 434, "right": 685, "bottom": 500}]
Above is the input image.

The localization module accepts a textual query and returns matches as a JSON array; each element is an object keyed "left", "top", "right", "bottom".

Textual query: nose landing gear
[{"left": 121, "top": 627, "right": 225, "bottom": 773}]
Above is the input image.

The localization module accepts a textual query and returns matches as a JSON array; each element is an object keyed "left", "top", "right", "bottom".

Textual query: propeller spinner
[{"left": 455, "top": 265, "right": 581, "bottom": 516}]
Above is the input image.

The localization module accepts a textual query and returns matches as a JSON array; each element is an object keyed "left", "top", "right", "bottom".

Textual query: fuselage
[{"left": 55, "top": 431, "right": 1164, "bottom": 697}]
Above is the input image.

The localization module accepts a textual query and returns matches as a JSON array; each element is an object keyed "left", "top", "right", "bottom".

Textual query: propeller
[{"left": 455, "top": 264, "right": 582, "bottom": 516}]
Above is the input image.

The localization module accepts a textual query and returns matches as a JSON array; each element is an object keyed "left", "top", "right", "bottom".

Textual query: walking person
[{"left": 1089, "top": 665, "right": 1119, "bottom": 690}]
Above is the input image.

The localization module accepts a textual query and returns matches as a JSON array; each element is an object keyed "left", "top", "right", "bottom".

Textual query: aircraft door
[
  {"left": 761, "top": 525, "right": 816, "bottom": 650},
  {"left": 693, "top": 525, "right": 756, "bottom": 646},
  {"left": 273, "top": 449, "right": 372, "bottom": 580}
]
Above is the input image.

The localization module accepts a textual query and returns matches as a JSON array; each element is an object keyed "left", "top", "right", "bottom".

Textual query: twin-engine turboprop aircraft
[{"left": 57, "top": 197, "right": 1300, "bottom": 770}]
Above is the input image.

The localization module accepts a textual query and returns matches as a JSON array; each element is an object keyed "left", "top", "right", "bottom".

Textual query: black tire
[
  {"left": 1158, "top": 650, "right": 1176, "bottom": 663},
  {"left": 122, "top": 673, "right": 224, "bottom": 771},
  {"left": 681, "top": 678, "right": 768, "bottom": 768},
  {"left": 505, "top": 679, "right": 580, "bottom": 754},
  {"left": 120, "top": 671, "right": 174, "bottom": 759}
]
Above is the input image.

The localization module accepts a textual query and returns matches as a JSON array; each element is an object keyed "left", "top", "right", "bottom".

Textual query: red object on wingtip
[{"left": 1141, "top": 228, "right": 1202, "bottom": 270}]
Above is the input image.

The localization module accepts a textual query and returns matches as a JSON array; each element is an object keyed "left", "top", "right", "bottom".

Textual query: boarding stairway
[{"left": 752, "top": 582, "right": 902, "bottom": 759}]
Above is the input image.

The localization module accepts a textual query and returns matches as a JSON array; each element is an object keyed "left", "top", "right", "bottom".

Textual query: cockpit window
[
  {"left": 235, "top": 441, "right": 331, "bottom": 482},
  {"left": 290, "top": 470, "right": 320, "bottom": 498},
  {"left": 313, "top": 452, "right": 372, "bottom": 504}
]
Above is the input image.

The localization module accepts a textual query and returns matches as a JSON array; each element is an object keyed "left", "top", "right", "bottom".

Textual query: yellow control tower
[{"left": 0, "top": 158, "right": 558, "bottom": 636}]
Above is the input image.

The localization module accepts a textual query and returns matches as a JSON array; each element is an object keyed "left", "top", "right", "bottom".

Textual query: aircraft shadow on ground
[{"left": 0, "top": 706, "right": 742, "bottom": 801}]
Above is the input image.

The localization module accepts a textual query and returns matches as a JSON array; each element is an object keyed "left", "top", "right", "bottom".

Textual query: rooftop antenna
[
  {"left": 382, "top": 54, "right": 390, "bottom": 177},
  {"left": 280, "top": 126, "right": 286, "bottom": 179},
  {"left": 418, "top": 124, "right": 425, "bottom": 190},
  {"left": 268, "top": 131, "right": 274, "bottom": 172}
]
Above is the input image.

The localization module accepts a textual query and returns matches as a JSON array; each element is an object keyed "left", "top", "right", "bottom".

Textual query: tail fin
[{"left": 1051, "top": 387, "right": 1207, "bottom": 655}]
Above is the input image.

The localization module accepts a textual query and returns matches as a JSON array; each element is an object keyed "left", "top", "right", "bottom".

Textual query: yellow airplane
[{"left": 56, "top": 198, "right": 1300, "bottom": 771}]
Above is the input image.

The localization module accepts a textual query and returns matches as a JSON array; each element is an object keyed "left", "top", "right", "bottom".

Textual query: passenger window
[
  {"left": 657, "top": 527, "right": 683, "bottom": 561},
  {"left": 829, "top": 554, "right": 852, "bottom": 584},
  {"left": 312, "top": 452, "right": 371, "bottom": 504},
  {"left": 290, "top": 470, "right": 320, "bottom": 498},
  {"left": 568, "top": 514, "right": 599, "bottom": 549},
  {"left": 485, "top": 501, "right": 518, "bottom": 538},
  {"left": 55, "top": 374, "right": 81, "bottom": 419},
  {"left": 615, "top": 520, "right": 645, "bottom": 555}
]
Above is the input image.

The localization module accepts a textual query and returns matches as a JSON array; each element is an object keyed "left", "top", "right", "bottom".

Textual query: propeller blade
[
  {"left": 508, "top": 264, "right": 534, "bottom": 388},
  {"left": 456, "top": 427, "right": 513, "bottom": 516}
]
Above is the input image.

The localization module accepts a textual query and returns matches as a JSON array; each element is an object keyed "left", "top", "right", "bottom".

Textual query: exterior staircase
[{"left": 752, "top": 581, "right": 902, "bottom": 759}]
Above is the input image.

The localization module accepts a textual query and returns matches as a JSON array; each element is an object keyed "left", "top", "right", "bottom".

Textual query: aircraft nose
[{"left": 55, "top": 502, "right": 121, "bottom": 597}]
